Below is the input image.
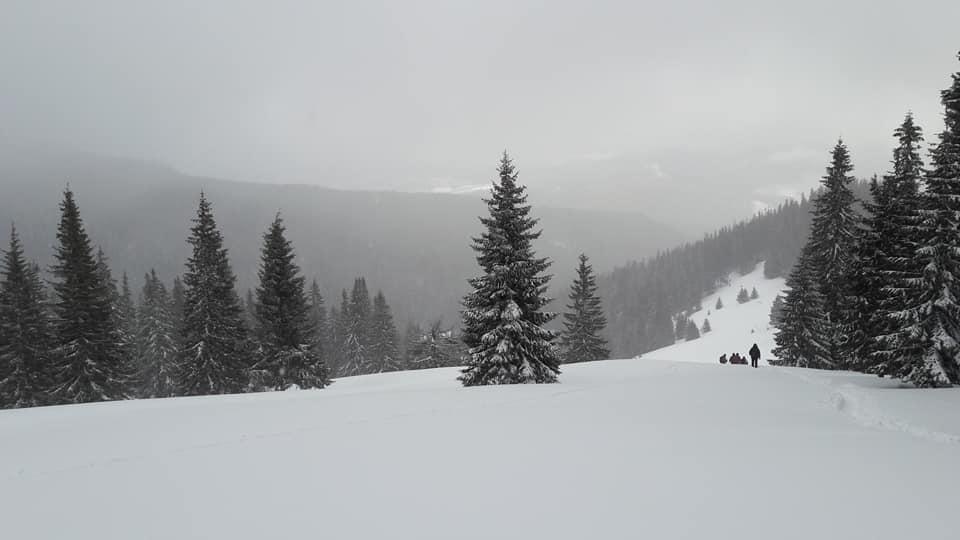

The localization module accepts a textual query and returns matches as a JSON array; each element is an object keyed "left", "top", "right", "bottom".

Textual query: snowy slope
[
  {"left": 647, "top": 261, "right": 786, "bottom": 365},
  {"left": 2, "top": 360, "right": 959, "bottom": 540}
]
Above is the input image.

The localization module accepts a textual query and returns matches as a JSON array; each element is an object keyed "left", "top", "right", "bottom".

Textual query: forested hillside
[{"left": 601, "top": 182, "right": 870, "bottom": 357}]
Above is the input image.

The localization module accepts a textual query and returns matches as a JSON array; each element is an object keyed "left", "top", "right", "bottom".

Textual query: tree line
[
  {"left": 1, "top": 153, "right": 613, "bottom": 405},
  {"left": 773, "top": 52, "right": 960, "bottom": 387},
  {"left": 0, "top": 190, "right": 410, "bottom": 407}
]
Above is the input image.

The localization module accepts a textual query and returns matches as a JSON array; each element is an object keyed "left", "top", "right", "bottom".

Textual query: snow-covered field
[
  {"left": 2, "top": 359, "right": 959, "bottom": 540},
  {"left": 647, "top": 262, "right": 786, "bottom": 365},
  {"left": 2, "top": 263, "right": 958, "bottom": 539}
]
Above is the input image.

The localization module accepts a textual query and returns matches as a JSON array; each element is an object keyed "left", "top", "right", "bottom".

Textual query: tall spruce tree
[
  {"left": 48, "top": 188, "right": 130, "bottom": 403},
  {"left": 339, "top": 278, "right": 371, "bottom": 376},
  {"left": 879, "top": 54, "right": 960, "bottom": 386},
  {"left": 460, "top": 153, "right": 560, "bottom": 385},
  {"left": 772, "top": 247, "right": 829, "bottom": 368},
  {"left": 308, "top": 279, "right": 328, "bottom": 364},
  {"left": 559, "top": 254, "right": 610, "bottom": 363},
  {"left": 136, "top": 270, "right": 178, "bottom": 398},
  {"left": 806, "top": 140, "right": 859, "bottom": 368},
  {"left": 873, "top": 115, "right": 928, "bottom": 379},
  {"left": 0, "top": 225, "right": 53, "bottom": 408},
  {"left": 368, "top": 290, "right": 402, "bottom": 372},
  {"left": 840, "top": 176, "right": 885, "bottom": 371},
  {"left": 253, "top": 215, "right": 330, "bottom": 390},
  {"left": 175, "top": 193, "right": 250, "bottom": 395}
]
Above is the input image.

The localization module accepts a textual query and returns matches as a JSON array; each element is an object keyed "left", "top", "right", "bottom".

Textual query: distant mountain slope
[
  {"left": 645, "top": 262, "right": 786, "bottom": 364},
  {"left": 601, "top": 181, "right": 870, "bottom": 358},
  {"left": 0, "top": 143, "right": 684, "bottom": 325}
]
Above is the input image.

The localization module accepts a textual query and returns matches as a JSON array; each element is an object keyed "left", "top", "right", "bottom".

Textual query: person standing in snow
[
  {"left": 719, "top": 354, "right": 727, "bottom": 364},
  {"left": 749, "top": 343, "right": 761, "bottom": 368}
]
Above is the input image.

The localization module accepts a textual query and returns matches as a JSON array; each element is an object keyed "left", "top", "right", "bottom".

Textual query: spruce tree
[
  {"left": 339, "top": 278, "right": 372, "bottom": 376},
  {"left": 701, "top": 318, "right": 712, "bottom": 334},
  {"left": 253, "top": 215, "right": 330, "bottom": 390},
  {"left": 879, "top": 55, "right": 960, "bottom": 386},
  {"left": 460, "top": 152, "right": 560, "bottom": 385},
  {"left": 750, "top": 287, "right": 759, "bottom": 300},
  {"left": 48, "top": 188, "right": 130, "bottom": 403},
  {"left": 840, "top": 176, "right": 884, "bottom": 371},
  {"left": 175, "top": 193, "right": 250, "bottom": 395},
  {"left": 806, "top": 140, "right": 859, "bottom": 368},
  {"left": 308, "top": 279, "right": 328, "bottom": 364},
  {"left": 770, "top": 295, "right": 785, "bottom": 327},
  {"left": 736, "top": 287, "right": 750, "bottom": 304},
  {"left": 684, "top": 319, "right": 700, "bottom": 341},
  {"left": 873, "top": 114, "right": 927, "bottom": 379},
  {"left": 559, "top": 253, "right": 610, "bottom": 363},
  {"left": 0, "top": 225, "right": 53, "bottom": 408},
  {"left": 368, "top": 290, "right": 402, "bottom": 372},
  {"left": 772, "top": 247, "right": 830, "bottom": 368},
  {"left": 136, "top": 270, "right": 178, "bottom": 398},
  {"left": 715, "top": 297, "right": 723, "bottom": 310}
]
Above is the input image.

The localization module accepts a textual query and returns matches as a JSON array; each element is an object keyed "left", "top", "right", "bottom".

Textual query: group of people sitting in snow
[{"left": 719, "top": 343, "right": 761, "bottom": 368}]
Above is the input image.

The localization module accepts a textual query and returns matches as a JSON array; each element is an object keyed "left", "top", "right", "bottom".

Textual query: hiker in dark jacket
[{"left": 749, "top": 343, "right": 761, "bottom": 368}]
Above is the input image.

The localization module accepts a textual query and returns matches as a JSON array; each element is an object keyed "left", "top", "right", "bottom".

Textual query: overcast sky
[{"left": 2, "top": 0, "right": 959, "bottom": 229}]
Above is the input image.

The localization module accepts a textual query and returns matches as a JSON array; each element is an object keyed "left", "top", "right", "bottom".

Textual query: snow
[
  {"left": 2, "top": 355, "right": 959, "bottom": 539},
  {"left": 646, "top": 261, "right": 786, "bottom": 365}
]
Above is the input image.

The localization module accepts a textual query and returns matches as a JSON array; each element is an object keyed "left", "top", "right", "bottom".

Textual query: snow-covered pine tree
[
  {"left": 701, "top": 318, "right": 712, "bottom": 334},
  {"left": 685, "top": 319, "right": 700, "bottom": 341},
  {"left": 772, "top": 247, "right": 830, "bottom": 368},
  {"left": 840, "top": 176, "right": 886, "bottom": 371},
  {"left": 368, "top": 290, "right": 402, "bottom": 372},
  {"left": 253, "top": 215, "right": 330, "bottom": 390},
  {"left": 460, "top": 152, "right": 560, "bottom": 385},
  {"left": 48, "top": 188, "right": 130, "bottom": 403},
  {"left": 339, "top": 278, "right": 372, "bottom": 376},
  {"left": 136, "top": 270, "right": 178, "bottom": 398},
  {"left": 769, "top": 295, "right": 785, "bottom": 327},
  {"left": 736, "top": 287, "right": 750, "bottom": 304},
  {"left": 750, "top": 287, "right": 759, "bottom": 300},
  {"left": 175, "top": 193, "right": 251, "bottom": 395},
  {"left": 559, "top": 253, "right": 610, "bottom": 363},
  {"left": 878, "top": 55, "right": 960, "bottom": 386},
  {"left": 873, "top": 114, "right": 927, "bottom": 379},
  {"left": 715, "top": 297, "right": 723, "bottom": 310},
  {"left": 308, "top": 279, "right": 327, "bottom": 364},
  {"left": 806, "top": 140, "right": 860, "bottom": 368},
  {"left": 0, "top": 225, "right": 53, "bottom": 408}
]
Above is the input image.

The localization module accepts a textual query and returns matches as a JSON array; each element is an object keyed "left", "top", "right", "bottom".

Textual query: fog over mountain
[
  {"left": 0, "top": 143, "right": 683, "bottom": 326},
  {"left": 3, "top": 1, "right": 959, "bottom": 234}
]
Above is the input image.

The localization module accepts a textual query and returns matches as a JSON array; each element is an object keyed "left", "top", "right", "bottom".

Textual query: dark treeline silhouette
[
  {"left": 0, "top": 189, "right": 410, "bottom": 408},
  {"left": 774, "top": 53, "right": 960, "bottom": 387}
]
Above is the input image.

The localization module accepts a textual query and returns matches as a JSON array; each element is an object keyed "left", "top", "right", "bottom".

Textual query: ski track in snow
[{"left": 782, "top": 367, "right": 960, "bottom": 445}]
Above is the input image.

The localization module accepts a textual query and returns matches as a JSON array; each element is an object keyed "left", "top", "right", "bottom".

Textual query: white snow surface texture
[
  {"left": 2, "top": 263, "right": 959, "bottom": 539},
  {"left": 646, "top": 261, "right": 786, "bottom": 365}
]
